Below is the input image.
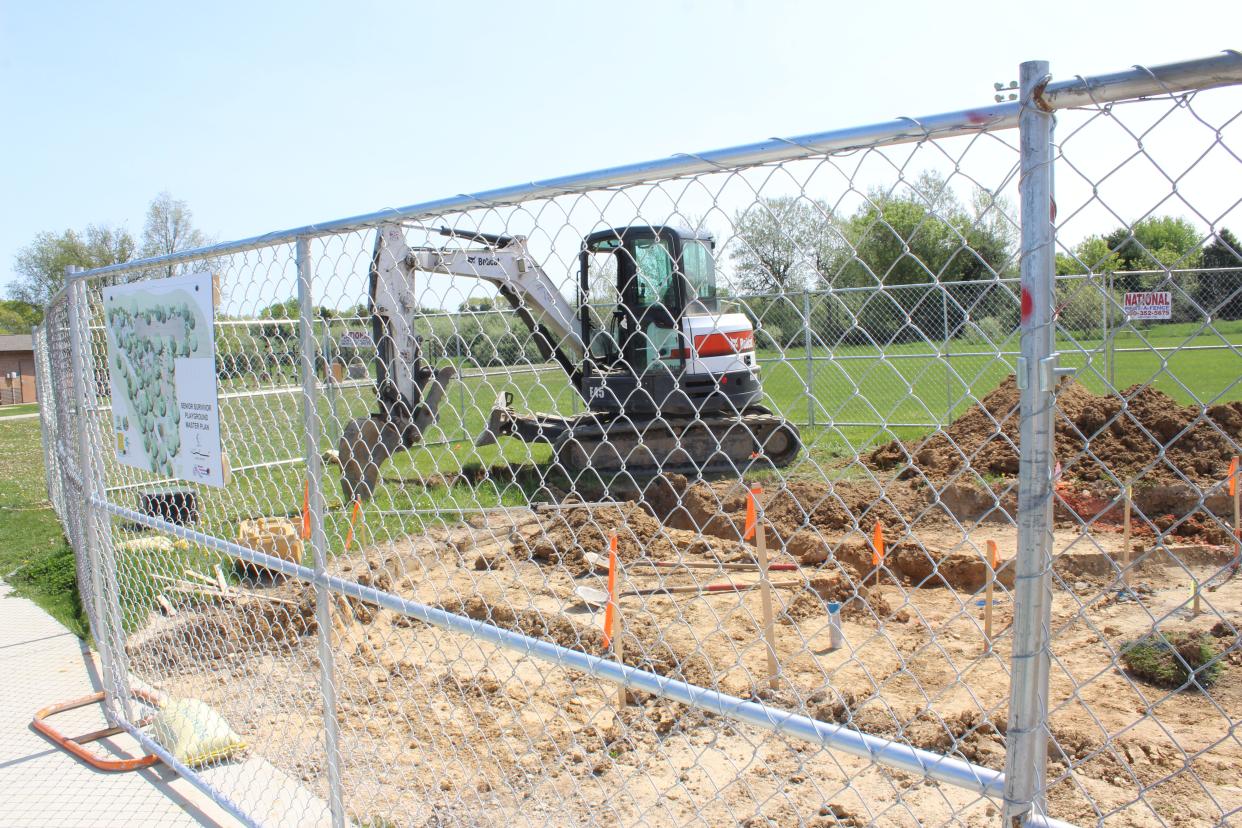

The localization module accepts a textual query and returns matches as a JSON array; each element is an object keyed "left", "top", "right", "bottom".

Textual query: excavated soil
[
  {"left": 870, "top": 376, "right": 1242, "bottom": 487},
  {"left": 868, "top": 376, "right": 1242, "bottom": 541},
  {"left": 124, "top": 376, "right": 1242, "bottom": 827},
  {"left": 125, "top": 583, "right": 317, "bottom": 675},
  {"left": 148, "top": 514, "right": 1242, "bottom": 827}
]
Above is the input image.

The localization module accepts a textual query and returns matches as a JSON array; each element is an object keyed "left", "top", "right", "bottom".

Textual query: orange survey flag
[
  {"left": 987, "top": 539, "right": 1000, "bottom": 569},
  {"left": 343, "top": 499, "right": 362, "bottom": 552},
  {"left": 301, "top": 479, "right": 311, "bottom": 540},
  {"left": 1229, "top": 456, "right": 1238, "bottom": 497},
  {"left": 872, "top": 522, "right": 885, "bottom": 566},
  {"left": 744, "top": 486, "right": 763, "bottom": 541},
  {"left": 603, "top": 532, "right": 619, "bottom": 650}
]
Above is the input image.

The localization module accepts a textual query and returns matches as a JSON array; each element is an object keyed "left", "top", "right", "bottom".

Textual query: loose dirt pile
[
  {"left": 126, "top": 585, "right": 317, "bottom": 674},
  {"left": 645, "top": 474, "right": 934, "bottom": 547},
  {"left": 636, "top": 474, "right": 1010, "bottom": 595},
  {"left": 870, "top": 375, "right": 1242, "bottom": 487},
  {"left": 504, "top": 501, "right": 765, "bottom": 571}
]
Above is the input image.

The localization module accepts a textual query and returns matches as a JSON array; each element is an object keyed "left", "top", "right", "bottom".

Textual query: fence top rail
[{"left": 55, "top": 51, "right": 1242, "bottom": 288}]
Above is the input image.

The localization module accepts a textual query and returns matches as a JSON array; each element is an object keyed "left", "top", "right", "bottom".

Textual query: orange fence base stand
[{"left": 32, "top": 690, "right": 162, "bottom": 772}]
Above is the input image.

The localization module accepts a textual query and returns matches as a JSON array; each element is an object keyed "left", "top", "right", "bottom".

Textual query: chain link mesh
[
  {"left": 29, "top": 55, "right": 1242, "bottom": 827},
  {"left": 1031, "top": 84, "right": 1242, "bottom": 826}
]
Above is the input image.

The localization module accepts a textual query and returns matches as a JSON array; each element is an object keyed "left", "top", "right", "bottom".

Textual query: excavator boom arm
[{"left": 339, "top": 224, "right": 585, "bottom": 502}]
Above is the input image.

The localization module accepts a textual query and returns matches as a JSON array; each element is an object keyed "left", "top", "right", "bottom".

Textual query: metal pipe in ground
[
  {"left": 297, "top": 236, "right": 346, "bottom": 828},
  {"left": 1004, "top": 58, "right": 1060, "bottom": 827}
]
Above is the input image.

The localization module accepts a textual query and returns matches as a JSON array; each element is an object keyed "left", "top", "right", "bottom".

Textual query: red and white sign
[
  {"left": 693, "top": 329, "right": 755, "bottom": 357},
  {"left": 1123, "top": 291, "right": 1172, "bottom": 320}
]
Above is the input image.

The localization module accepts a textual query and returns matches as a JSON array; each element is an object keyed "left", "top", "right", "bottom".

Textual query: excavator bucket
[
  {"left": 474, "top": 392, "right": 514, "bottom": 447},
  {"left": 338, "top": 366, "right": 457, "bottom": 502},
  {"left": 338, "top": 415, "right": 406, "bottom": 503}
]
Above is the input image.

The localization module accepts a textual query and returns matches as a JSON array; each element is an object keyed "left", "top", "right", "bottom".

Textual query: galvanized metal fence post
[
  {"left": 803, "top": 290, "right": 815, "bottom": 426},
  {"left": 1004, "top": 59, "right": 1059, "bottom": 826},
  {"left": 65, "top": 267, "right": 127, "bottom": 715},
  {"left": 297, "top": 237, "right": 347, "bottom": 828},
  {"left": 33, "top": 326, "right": 57, "bottom": 510}
]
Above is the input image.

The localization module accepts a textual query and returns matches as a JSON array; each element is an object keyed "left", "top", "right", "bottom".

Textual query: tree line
[
  {"left": 729, "top": 172, "right": 1240, "bottom": 346},
  {"left": 2, "top": 193, "right": 211, "bottom": 333}
]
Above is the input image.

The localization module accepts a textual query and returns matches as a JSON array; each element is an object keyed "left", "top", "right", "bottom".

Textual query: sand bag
[{"left": 149, "top": 698, "right": 245, "bottom": 767}]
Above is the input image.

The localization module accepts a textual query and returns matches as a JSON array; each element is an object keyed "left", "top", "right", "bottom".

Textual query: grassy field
[
  {"left": 7, "top": 319, "right": 1239, "bottom": 636},
  {"left": 0, "top": 415, "right": 86, "bottom": 636},
  {"left": 187, "top": 319, "right": 1242, "bottom": 568},
  {"left": 0, "top": 402, "right": 39, "bottom": 418}
]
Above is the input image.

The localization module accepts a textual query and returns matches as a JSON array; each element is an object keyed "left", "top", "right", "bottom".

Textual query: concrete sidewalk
[{"left": 0, "top": 581, "right": 239, "bottom": 828}]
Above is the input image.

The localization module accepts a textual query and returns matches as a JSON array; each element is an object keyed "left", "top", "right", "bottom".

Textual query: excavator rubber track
[{"left": 551, "top": 407, "right": 801, "bottom": 481}]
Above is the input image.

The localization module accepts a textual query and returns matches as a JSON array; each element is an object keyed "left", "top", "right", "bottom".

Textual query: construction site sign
[
  {"left": 1123, "top": 290, "right": 1172, "bottom": 320},
  {"left": 103, "top": 271, "right": 225, "bottom": 487}
]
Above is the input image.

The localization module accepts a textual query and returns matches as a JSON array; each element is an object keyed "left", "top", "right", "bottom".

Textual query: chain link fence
[{"left": 32, "top": 52, "right": 1242, "bottom": 827}]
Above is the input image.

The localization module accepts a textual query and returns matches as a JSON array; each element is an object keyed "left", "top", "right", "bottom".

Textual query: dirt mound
[
  {"left": 871, "top": 376, "right": 1242, "bottom": 487},
  {"left": 513, "top": 500, "right": 761, "bottom": 571},
  {"left": 126, "top": 587, "right": 317, "bottom": 672},
  {"left": 436, "top": 595, "right": 712, "bottom": 687},
  {"left": 646, "top": 473, "right": 935, "bottom": 549},
  {"left": 808, "top": 693, "right": 1007, "bottom": 768},
  {"left": 443, "top": 595, "right": 605, "bottom": 654},
  {"left": 780, "top": 574, "right": 898, "bottom": 623}
]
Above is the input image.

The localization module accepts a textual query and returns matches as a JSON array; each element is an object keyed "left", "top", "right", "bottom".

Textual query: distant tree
[
  {"left": 822, "top": 171, "right": 1016, "bottom": 343},
  {"left": 459, "top": 298, "right": 496, "bottom": 313},
  {"left": 1056, "top": 235, "right": 1123, "bottom": 276},
  {"left": 1197, "top": 228, "right": 1242, "bottom": 320},
  {"left": 1058, "top": 216, "right": 1202, "bottom": 280},
  {"left": 1104, "top": 216, "right": 1202, "bottom": 292},
  {"left": 142, "top": 192, "right": 213, "bottom": 278},
  {"left": 9, "top": 225, "right": 136, "bottom": 306},
  {"left": 1106, "top": 216, "right": 1201, "bottom": 269},
  {"left": 0, "top": 299, "right": 42, "bottom": 333},
  {"left": 729, "top": 196, "right": 837, "bottom": 293},
  {"left": 258, "top": 298, "right": 300, "bottom": 340}
]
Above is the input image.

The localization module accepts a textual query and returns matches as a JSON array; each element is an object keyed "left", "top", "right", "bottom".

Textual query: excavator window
[
  {"left": 633, "top": 238, "right": 676, "bottom": 309},
  {"left": 681, "top": 239, "right": 717, "bottom": 310},
  {"left": 584, "top": 247, "right": 621, "bottom": 361}
]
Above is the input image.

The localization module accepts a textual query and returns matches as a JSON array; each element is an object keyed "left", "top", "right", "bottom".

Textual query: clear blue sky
[{"left": 1, "top": 0, "right": 1237, "bottom": 295}]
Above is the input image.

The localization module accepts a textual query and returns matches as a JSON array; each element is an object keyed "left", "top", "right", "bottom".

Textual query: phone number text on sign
[{"left": 1124, "top": 291, "right": 1172, "bottom": 320}]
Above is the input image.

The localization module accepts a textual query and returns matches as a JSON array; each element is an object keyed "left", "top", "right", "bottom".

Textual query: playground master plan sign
[{"left": 103, "top": 271, "right": 225, "bottom": 487}]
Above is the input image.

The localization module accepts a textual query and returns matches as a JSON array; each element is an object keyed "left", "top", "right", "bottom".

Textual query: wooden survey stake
[
  {"left": 748, "top": 486, "right": 779, "bottom": 690},
  {"left": 1230, "top": 456, "right": 1240, "bottom": 571},
  {"left": 301, "top": 479, "right": 312, "bottom": 541},
  {"left": 602, "top": 532, "right": 618, "bottom": 651},
  {"left": 612, "top": 610, "right": 627, "bottom": 708},
  {"left": 871, "top": 522, "right": 885, "bottom": 587},
  {"left": 602, "top": 532, "right": 626, "bottom": 707},
  {"left": 984, "top": 539, "right": 999, "bottom": 649},
  {"left": 344, "top": 499, "right": 362, "bottom": 553},
  {"left": 1122, "top": 484, "right": 1133, "bottom": 588}
]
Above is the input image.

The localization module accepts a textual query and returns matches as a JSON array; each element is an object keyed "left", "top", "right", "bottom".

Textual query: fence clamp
[
  {"left": 1039, "top": 353, "right": 1075, "bottom": 392},
  {"left": 1016, "top": 357, "right": 1028, "bottom": 390}
]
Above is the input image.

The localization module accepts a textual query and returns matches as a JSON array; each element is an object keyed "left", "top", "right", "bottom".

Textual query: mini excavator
[{"left": 338, "top": 223, "right": 801, "bottom": 501}]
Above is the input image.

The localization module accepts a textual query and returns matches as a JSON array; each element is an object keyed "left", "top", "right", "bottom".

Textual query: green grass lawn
[
  {"left": 0, "top": 416, "right": 87, "bottom": 636},
  {"left": 9, "top": 317, "right": 1239, "bottom": 636},
  {"left": 112, "top": 317, "right": 1242, "bottom": 557},
  {"left": 0, "top": 402, "right": 40, "bottom": 418}
]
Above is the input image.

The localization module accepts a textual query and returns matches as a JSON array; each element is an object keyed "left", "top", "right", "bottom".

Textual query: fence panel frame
[
  {"left": 1003, "top": 58, "right": 1060, "bottom": 827},
  {"left": 28, "top": 50, "right": 1242, "bottom": 828}
]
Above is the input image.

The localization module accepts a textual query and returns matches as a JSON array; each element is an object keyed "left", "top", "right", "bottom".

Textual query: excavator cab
[
  {"left": 578, "top": 226, "right": 760, "bottom": 416},
  {"left": 581, "top": 227, "right": 713, "bottom": 369}
]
